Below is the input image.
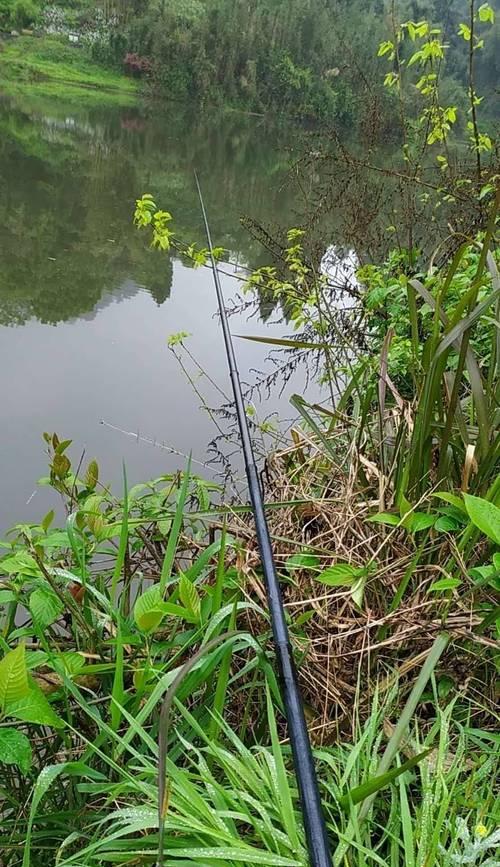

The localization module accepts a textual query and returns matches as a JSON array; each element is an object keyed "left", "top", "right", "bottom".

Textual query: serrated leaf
[
  {"left": 133, "top": 585, "right": 165, "bottom": 632},
  {"left": 0, "top": 644, "right": 29, "bottom": 710},
  {"left": 6, "top": 679, "right": 64, "bottom": 728},
  {"left": 0, "top": 552, "right": 41, "bottom": 576},
  {"left": 179, "top": 574, "right": 201, "bottom": 622},
  {"left": 0, "top": 728, "right": 32, "bottom": 774},
  {"left": 30, "top": 588, "right": 63, "bottom": 631},
  {"left": 463, "top": 494, "right": 500, "bottom": 545}
]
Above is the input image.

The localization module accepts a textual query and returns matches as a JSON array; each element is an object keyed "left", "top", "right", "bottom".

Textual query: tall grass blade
[
  {"left": 358, "top": 632, "right": 448, "bottom": 821},
  {"left": 160, "top": 456, "right": 192, "bottom": 594},
  {"left": 111, "top": 462, "right": 129, "bottom": 603}
]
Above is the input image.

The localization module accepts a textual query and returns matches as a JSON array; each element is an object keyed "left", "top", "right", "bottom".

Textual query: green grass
[{"left": 0, "top": 35, "right": 138, "bottom": 104}]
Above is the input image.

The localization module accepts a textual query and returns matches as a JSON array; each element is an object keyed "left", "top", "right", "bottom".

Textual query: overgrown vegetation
[
  {"left": 0, "top": 35, "right": 138, "bottom": 100},
  {"left": 1, "top": 4, "right": 500, "bottom": 866},
  {"left": 2, "top": 0, "right": 500, "bottom": 120}
]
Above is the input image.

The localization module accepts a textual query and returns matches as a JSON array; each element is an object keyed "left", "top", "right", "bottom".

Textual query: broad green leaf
[
  {"left": 41, "top": 509, "right": 55, "bottom": 532},
  {"left": 428, "top": 577, "right": 461, "bottom": 592},
  {"left": 478, "top": 3, "right": 495, "bottom": 22},
  {"left": 434, "top": 515, "right": 460, "bottom": 532},
  {"left": 339, "top": 748, "right": 432, "bottom": 807},
  {"left": 432, "top": 492, "right": 467, "bottom": 513},
  {"left": 179, "top": 574, "right": 201, "bottom": 622},
  {"left": 0, "top": 552, "right": 41, "bottom": 576},
  {"left": 0, "top": 727, "right": 32, "bottom": 774},
  {"left": 133, "top": 585, "right": 165, "bottom": 632},
  {"left": 463, "top": 494, "right": 500, "bottom": 544},
  {"left": 286, "top": 552, "right": 320, "bottom": 571},
  {"left": 6, "top": 680, "right": 63, "bottom": 728},
  {"left": 351, "top": 574, "right": 366, "bottom": 608},
  {"left": 407, "top": 513, "right": 435, "bottom": 532},
  {"left": 29, "top": 588, "right": 64, "bottom": 631},
  {"left": 0, "top": 589, "right": 16, "bottom": 604},
  {"left": 0, "top": 644, "right": 29, "bottom": 709},
  {"left": 315, "top": 563, "right": 357, "bottom": 586},
  {"left": 469, "top": 565, "right": 500, "bottom": 591},
  {"left": 366, "top": 512, "right": 400, "bottom": 526}
]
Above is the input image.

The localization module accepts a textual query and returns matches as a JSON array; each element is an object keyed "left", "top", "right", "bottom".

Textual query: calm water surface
[{"left": 0, "top": 92, "right": 312, "bottom": 530}]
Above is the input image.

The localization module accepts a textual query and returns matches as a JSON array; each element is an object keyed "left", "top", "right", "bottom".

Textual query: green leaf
[
  {"left": 265, "top": 684, "right": 300, "bottom": 851},
  {"left": 339, "top": 748, "right": 433, "bottom": 808},
  {"left": 478, "top": 3, "right": 495, "bottom": 23},
  {"left": 463, "top": 494, "right": 500, "bottom": 545},
  {"left": 0, "top": 644, "right": 29, "bottom": 710},
  {"left": 428, "top": 577, "right": 461, "bottom": 592},
  {"left": 366, "top": 512, "right": 400, "bottom": 526},
  {"left": 0, "top": 552, "right": 41, "bottom": 576},
  {"left": 22, "top": 762, "right": 104, "bottom": 867},
  {"left": 432, "top": 492, "right": 467, "bottom": 513},
  {"left": 351, "top": 574, "right": 366, "bottom": 608},
  {"left": 285, "top": 552, "right": 320, "bottom": 571},
  {"left": 133, "top": 585, "right": 165, "bottom": 632},
  {"left": 0, "top": 727, "right": 32, "bottom": 774},
  {"left": 408, "top": 513, "right": 435, "bottom": 532},
  {"left": 6, "top": 680, "right": 64, "bottom": 729},
  {"left": 29, "top": 588, "right": 64, "bottom": 631},
  {"left": 315, "top": 563, "right": 358, "bottom": 586},
  {"left": 85, "top": 459, "right": 99, "bottom": 490},
  {"left": 161, "top": 849, "right": 300, "bottom": 866},
  {"left": 41, "top": 510, "right": 55, "bottom": 533},
  {"left": 434, "top": 515, "right": 460, "bottom": 533},
  {"left": 236, "top": 334, "right": 329, "bottom": 351},
  {"left": 0, "top": 589, "right": 16, "bottom": 604},
  {"left": 52, "top": 453, "right": 71, "bottom": 478},
  {"left": 179, "top": 574, "right": 201, "bottom": 623},
  {"left": 160, "top": 458, "right": 192, "bottom": 594}
]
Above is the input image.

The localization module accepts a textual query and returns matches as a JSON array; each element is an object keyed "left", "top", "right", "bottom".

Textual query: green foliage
[{"left": 0, "top": 36, "right": 138, "bottom": 101}]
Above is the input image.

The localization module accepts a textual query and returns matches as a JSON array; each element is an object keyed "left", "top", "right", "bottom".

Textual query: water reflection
[{"left": 0, "top": 92, "right": 310, "bottom": 530}]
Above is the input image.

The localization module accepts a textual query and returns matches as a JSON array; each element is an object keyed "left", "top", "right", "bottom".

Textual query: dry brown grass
[{"left": 215, "top": 431, "right": 498, "bottom": 742}]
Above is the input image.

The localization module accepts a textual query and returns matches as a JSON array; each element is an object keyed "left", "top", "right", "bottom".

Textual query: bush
[
  {"left": 123, "top": 51, "right": 153, "bottom": 77},
  {"left": 8, "top": 0, "right": 40, "bottom": 29}
]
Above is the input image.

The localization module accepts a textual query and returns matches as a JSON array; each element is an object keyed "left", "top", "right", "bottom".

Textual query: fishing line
[{"left": 195, "top": 172, "right": 332, "bottom": 867}]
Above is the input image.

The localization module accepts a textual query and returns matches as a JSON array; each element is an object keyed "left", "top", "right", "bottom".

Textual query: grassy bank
[{"left": 0, "top": 35, "right": 138, "bottom": 104}]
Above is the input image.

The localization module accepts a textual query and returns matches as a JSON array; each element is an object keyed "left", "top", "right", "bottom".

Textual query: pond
[{"left": 0, "top": 91, "right": 323, "bottom": 531}]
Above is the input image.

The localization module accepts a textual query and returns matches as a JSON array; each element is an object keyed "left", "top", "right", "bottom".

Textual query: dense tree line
[{"left": 1, "top": 0, "right": 498, "bottom": 121}]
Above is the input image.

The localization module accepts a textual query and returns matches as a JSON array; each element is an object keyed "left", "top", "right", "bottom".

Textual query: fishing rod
[{"left": 195, "top": 172, "right": 332, "bottom": 867}]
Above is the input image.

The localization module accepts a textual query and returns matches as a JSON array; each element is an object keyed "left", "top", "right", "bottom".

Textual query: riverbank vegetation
[
  {"left": 2, "top": 0, "right": 499, "bottom": 120},
  {"left": 0, "top": 35, "right": 138, "bottom": 102},
  {"left": 1, "top": 3, "right": 499, "bottom": 866}
]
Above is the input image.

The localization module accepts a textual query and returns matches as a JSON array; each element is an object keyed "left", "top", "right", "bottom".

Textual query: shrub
[{"left": 123, "top": 51, "right": 153, "bottom": 77}]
